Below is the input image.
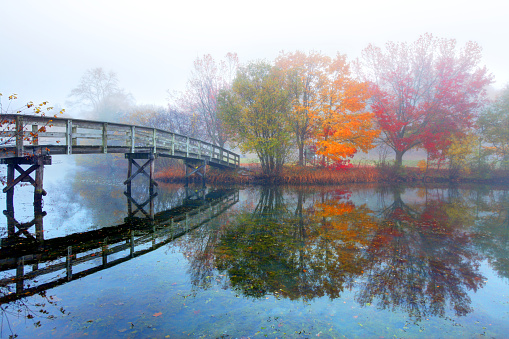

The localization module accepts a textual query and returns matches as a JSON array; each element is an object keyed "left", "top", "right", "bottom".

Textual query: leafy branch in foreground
[{"left": 0, "top": 93, "right": 64, "bottom": 148}]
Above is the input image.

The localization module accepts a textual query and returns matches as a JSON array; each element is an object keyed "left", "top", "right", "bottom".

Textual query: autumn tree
[
  {"left": 308, "top": 54, "right": 379, "bottom": 167},
  {"left": 443, "top": 132, "right": 478, "bottom": 177},
  {"left": 478, "top": 85, "right": 509, "bottom": 168},
  {"left": 170, "top": 53, "right": 238, "bottom": 147},
  {"left": 358, "top": 34, "right": 492, "bottom": 166},
  {"left": 218, "top": 61, "right": 295, "bottom": 176},
  {"left": 275, "top": 51, "right": 328, "bottom": 165},
  {"left": 276, "top": 51, "right": 378, "bottom": 167},
  {"left": 67, "top": 67, "right": 133, "bottom": 121}
]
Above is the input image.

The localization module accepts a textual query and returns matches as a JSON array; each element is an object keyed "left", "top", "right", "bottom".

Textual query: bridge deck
[{"left": 0, "top": 114, "right": 239, "bottom": 168}]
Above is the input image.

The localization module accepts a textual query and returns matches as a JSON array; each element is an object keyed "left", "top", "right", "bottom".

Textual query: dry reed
[{"left": 154, "top": 163, "right": 509, "bottom": 185}]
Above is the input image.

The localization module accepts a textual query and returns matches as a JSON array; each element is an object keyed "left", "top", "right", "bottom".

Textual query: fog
[{"left": 1, "top": 0, "right": 508, "bottom": 112}]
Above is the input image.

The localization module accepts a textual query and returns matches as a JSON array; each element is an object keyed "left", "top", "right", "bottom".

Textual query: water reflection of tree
[
  {"left": 214, "top": 187, "right": 306, "bottom": 298},
  {"left": 181, "top": 185, "right": 500, "bottom": 322},
  {"left": 472, "top": 189, "right": 509, "bottom": 280},
  {"left": 357, "top": 187, "right": 485, "bottom": 320},
  {"left": 211, "top": 187, "right": 378, "bottom": 301},
  {"left": 183, "top": 210, "right": 235, "bottom": 290}
]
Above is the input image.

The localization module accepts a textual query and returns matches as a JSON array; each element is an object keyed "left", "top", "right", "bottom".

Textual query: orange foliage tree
[
  {"left": 309, "top": 54, "right": 379, "bottom": 167},
  {"left": 277, "top": 52, "right": 379, "bottom": 168}
]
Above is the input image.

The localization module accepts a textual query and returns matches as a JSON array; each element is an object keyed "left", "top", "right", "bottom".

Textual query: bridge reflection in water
[{"left": 0, "top": 185, "right": 239, "bottom": 304}]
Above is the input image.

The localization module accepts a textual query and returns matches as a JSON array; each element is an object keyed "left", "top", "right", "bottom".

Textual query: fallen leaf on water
[{"left": 153, "top": 312, "right": 162, "bottom": 317}]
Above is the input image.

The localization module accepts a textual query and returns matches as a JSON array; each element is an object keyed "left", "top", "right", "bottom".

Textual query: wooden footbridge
[
  {"left": 0, "top": 114, "right": 241, "bottom": 306},
  {"left": 0, "top": 114, "right": 239, "bottom": 215},
  {"left": 0, "top": 114, "right": 239, "bottom": 167},
  {"left": 0, "top": 188, "right": 239, "bottom": 304}
]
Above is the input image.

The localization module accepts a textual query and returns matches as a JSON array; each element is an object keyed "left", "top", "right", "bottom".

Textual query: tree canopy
[
  {"left": 479, "top": 85, "right": 509, "bottom": 167},
  {"left": 170, "top": 53, "right": 238, "bottom": 148},
  {"left": 67, "top": 67, "right": 133, "bottom": 121},
  {"left": 359, "top": 33, "right": 492, "bottom": 166},
  {"left": 218, "top": 61, "right": 295, "bottom": 176}
]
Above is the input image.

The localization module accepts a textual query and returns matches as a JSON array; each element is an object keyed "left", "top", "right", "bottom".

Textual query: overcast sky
[{"left": 1, "top": 0, "right": 508, "bottom": 114}]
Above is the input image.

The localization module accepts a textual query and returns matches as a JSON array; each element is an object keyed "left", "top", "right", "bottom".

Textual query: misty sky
[{"left": 1, "top": 0, "right": 508, "bottom": 116}]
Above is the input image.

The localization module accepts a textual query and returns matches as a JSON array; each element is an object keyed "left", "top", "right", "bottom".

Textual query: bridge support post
[
  {"left": 124, "top": 153, "right": 158, "bottom": 220},
  {"left": 184, "top": 159, "right": 208, "bottom": 187},
  {"left": 1, "top": 155, "right": 50, "bottom": 244}
]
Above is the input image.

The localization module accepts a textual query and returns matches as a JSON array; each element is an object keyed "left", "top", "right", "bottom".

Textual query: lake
[{"left": 0, "top": 158, "right": 508, "bottom": 338}]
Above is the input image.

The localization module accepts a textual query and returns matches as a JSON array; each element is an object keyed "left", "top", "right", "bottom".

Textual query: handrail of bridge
[{"left": 0, "top": 114, "right": 239, "bottom": 168}]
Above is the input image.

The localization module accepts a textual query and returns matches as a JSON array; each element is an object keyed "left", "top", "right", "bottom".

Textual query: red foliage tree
[{"left": 359, "top": 34, "right": 492, "bottom": 166}]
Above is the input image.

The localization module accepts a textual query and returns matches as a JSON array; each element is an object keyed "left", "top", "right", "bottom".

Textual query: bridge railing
[{"left": 0, "top": 114, "right": 239, "bottom": 168}]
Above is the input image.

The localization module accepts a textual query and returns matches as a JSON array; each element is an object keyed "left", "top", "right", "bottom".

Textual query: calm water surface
[{"left": 0, "top": 158, "right": 508, "bottom": 338}]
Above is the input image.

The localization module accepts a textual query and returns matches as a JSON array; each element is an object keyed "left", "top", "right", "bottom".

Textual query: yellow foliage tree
[
  {"left": 275, "top": 51, "right": 330, "bottom": 165},
  {"left": 444, "top": 132, "right": 478, "bottom": 177}
]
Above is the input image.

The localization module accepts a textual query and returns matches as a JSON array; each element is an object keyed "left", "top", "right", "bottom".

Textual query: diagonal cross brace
[
  {"left": 2, "top": 210, "right": 47, "bottom": 240},
  {"left": 3, "top": 164, "right": 47, "bottom": 195},
  {"left": 124, "top": 158, "right": 159, "bottom": 186},
  {"left": 185, "top": 162, "right": 206, "bottom": 178},
  {"left": 124, "top": 191, "right": 158, "bottom": 219}
]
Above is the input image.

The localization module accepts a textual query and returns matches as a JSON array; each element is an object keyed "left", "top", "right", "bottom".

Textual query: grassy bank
[{"left": 154, "top": 163, "right": 509, "bottom": 185}]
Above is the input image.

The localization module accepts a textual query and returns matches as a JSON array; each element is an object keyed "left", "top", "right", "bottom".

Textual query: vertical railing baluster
[
  {"left": 66, "top": 246, "right": 72, "bottom": 281},
  {"left": 15, "top": 115, "right": 24, "bottom": 157},
  {"left": 130, "top": 230, "right": 135, "bottom": 257},
  {"left": 102, "top": 237, "right": 108, "bottom": 267},
  {"left": 32, "top": 125, "right": 39, "bottom": 146},
  {"left": 130, "top": 126, "right": 135, "bottom": 153},
  {"left": 15, "top": 257, "right": 24, "bottom": 295},
  {"left": 102, "top": 123, "right": 108, "bottom": 153},
  {"left": 66, "top": 120, "right": 73, "bottom": 155},
  {"left": 172, "top": 133, "right": 175, "bottom": 155},
  {"left": 152, "top": 128, "right": 157, "bottom": 153}
]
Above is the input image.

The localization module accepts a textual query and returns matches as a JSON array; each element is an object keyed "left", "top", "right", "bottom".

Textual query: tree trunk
[
  {"left": 298, "top": 145, "right": 304, "bottom": 166},
  {"left": 395, "top": 150, "right": 405, "bottom": 167}
]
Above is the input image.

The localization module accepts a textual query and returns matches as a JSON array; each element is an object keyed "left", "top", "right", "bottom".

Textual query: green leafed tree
[
  {"left": 479, "top": 85, "right": 509, "bottom": 168},
  {"left": 218, "top": 61, "right": 296, "bottom": 176}
]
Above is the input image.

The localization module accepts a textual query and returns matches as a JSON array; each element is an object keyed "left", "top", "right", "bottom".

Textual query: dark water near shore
[{"left": 0, "top": 159, "right": 508, "bottom": 338}]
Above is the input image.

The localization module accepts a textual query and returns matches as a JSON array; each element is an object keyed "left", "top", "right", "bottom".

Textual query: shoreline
[{"left": 154, "top": 165, "right": 509, "bottom": 186}]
